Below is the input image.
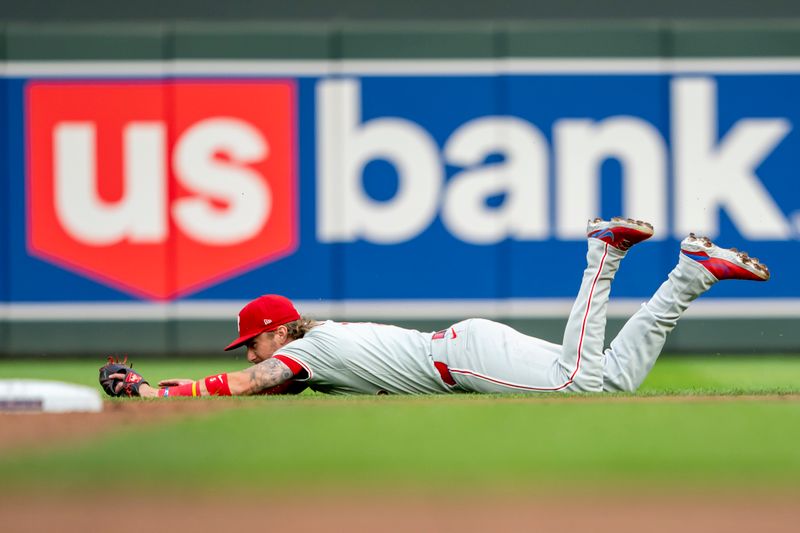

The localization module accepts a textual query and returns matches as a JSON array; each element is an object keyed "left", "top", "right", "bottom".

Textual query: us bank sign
[{"left": 4, "top": 58, "right": 799, "bottom": 318}]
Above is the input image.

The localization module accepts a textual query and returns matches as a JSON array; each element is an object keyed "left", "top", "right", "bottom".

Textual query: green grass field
[{"left": 1, "top": 355, "right": 799, "bottom": 493}]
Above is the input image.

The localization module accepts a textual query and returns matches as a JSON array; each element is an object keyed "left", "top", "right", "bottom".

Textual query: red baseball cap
[{"left": 224, "top": 294, "right": 301, "bottom": 351}]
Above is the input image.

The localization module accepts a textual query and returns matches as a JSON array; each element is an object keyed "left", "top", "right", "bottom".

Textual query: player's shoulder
[
  {"left": 308, "top": 320, "right": 381, "bottom": 340},
  {"left": 310, "top": 319, "right": 336, "bottom": 332},
  {"left": 296, "top": 320, "right": 342, "bottom": 340},
  {"left": 314, "top": 320, "right": 366, "bottom": 331}
]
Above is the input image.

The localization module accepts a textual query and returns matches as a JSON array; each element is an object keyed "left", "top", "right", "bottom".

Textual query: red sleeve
[{"left": 273, "top": 354, "right": 304, "bottom": 376}]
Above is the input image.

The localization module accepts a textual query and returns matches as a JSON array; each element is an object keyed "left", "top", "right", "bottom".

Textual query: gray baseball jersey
[{"left": 275, "top": 321, "right": 450, "bottom": 395}]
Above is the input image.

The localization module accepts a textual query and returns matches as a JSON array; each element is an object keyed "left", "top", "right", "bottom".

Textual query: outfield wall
[
  {"left": 1, "top": 21, "right": 800, "bottom": 355},
  {"left": 4, "top": 0, "right": 800, "bottom": 21}
]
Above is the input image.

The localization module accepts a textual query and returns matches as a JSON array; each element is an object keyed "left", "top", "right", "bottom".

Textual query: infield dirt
[
  {"left": 2, "top": 489, "right": 799, "bottom": 533},
  {"left": 0, "top": 398, "right": 236, "bottom": 453}
]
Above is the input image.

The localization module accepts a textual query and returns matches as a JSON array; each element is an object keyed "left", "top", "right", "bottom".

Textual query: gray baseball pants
[{"left": 430, "top": 238, "right": 717, "bottom": 393}]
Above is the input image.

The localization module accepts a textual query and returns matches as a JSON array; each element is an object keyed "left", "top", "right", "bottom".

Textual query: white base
[{"left": 0, "top": 380, "right": 103, "bottom": 413}]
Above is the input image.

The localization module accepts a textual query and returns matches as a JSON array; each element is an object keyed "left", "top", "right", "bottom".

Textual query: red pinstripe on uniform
[{"left": 447, "top": 243, "right": 609, "bottom": 392}]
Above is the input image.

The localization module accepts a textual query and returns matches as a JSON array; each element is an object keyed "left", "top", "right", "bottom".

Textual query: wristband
[
  {"left": 204, "top": 374, "right": 232, "bottom": 396},
  {"left": 158, "top": 381, "right": 199, "bottom": 397},
  {"left": 158, "top": 373, "right": 231, "bottom": 397}
]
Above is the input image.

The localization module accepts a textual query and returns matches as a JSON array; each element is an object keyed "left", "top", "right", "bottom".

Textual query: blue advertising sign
[{"left": 2, "top": 63, "right": 799, "bottom": 313}]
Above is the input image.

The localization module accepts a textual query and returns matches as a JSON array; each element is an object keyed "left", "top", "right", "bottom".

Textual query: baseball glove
[{"left": 99, "top": 356, "right": 149, "bottom": 397}]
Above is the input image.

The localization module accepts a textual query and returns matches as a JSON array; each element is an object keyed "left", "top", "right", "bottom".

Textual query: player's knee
[{"left": 603, "top": 373, "right": 637, "bottom": 393}]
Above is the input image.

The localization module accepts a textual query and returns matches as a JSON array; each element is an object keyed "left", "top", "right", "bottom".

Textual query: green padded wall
[
  {"left": 338, "top": 22, "right": 496, "bottom": 58},
  {"left": 6, "top": 23, "right": 165, "bottom": 61},
  {"left": 172, "top": 22, "right": 331, "bottom": 59},
  {"left": 4, "top": 1, "right": 800, "bottom": 22},
  {"left": 670, "top": 21, "right": 800, "bottom": 57},
  {"left": 505, "top": 21, "right": 665, "bottom": 57}
]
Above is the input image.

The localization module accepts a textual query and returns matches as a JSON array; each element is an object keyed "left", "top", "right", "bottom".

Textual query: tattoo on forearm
[{"left": 244, "top": 359, "right": 292, "bottom": 392}]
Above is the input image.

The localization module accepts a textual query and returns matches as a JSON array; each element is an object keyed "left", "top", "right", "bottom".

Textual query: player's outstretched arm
[
  {"left": 100, "top": 357, "right": 305, "bottom": 398},
  {"left": 151, "top": 358, "right": 299, "bottom": 397}
]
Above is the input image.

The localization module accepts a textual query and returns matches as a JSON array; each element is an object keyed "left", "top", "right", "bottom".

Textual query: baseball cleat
[
  {"left": 586, "top": 217, "right": 654, "bottom": 251},
  {"left": 680, "top": 234, "right": 770, "bottom": 281}
]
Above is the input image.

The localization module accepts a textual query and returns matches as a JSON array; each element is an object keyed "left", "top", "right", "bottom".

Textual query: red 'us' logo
[{"left": 26, "top": 80, "right": 298, "bottom": 300}]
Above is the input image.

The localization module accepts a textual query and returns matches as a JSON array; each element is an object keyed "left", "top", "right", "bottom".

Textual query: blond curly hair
[{"left": 283, "top": 316, "right": 319, "bottom": 340}]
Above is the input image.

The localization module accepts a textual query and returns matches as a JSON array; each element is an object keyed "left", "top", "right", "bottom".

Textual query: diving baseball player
[{"left": 99, "top": 217, "right": 770, "bottom": 398}]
